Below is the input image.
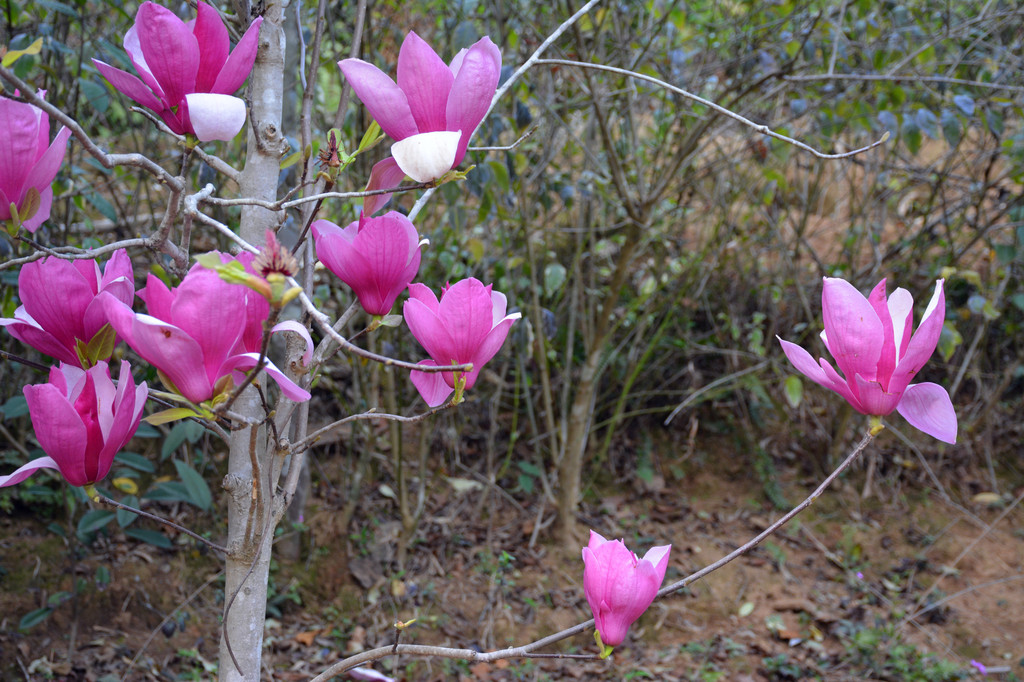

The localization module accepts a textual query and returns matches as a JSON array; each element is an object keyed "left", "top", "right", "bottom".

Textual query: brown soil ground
[{"left": 1, "top": 429, "right": 1022, "bottom": 682}]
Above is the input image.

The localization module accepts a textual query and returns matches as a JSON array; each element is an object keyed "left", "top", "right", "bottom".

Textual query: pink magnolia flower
[
  {"left": 778, "top": 277, "right": 957, "bottom": 443},
  {"left": 0, "top": 250, "right": 134, "bottom": 366},
  {"left": 312, "top": 212, "right": 425, "bottom": 316},
  {"left": 0, "top": 93, "right": 71, "bottom": 232},
  {"left": 340, "top": 31, "right": 501, "bottom": 194},
  {"left": 0, "top": 360, "right": 147, "bottom": 488},
  {"left": 403, "top": 278, "right": 519, "bottom": 406},
  {"left": 99, "top": 262, "right": 310, "bottom": 405},
  {"left": 582, "top": 531, "right": 671, "bottom": 647},
  {"left": 93, "top": 2, "right": 262, "bottom": 141}
]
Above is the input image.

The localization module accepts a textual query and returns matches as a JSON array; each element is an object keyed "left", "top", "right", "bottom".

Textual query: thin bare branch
[{"left": 536, "top": 59, "right": 890, "bottom": 159}]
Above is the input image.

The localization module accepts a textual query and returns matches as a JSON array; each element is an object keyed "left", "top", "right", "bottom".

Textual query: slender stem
[
  {"left": 534, "top": 59, "right": 890, "bottom": 160},
  {"left": 658, "top": 428, "right": 876, "bottom": 596},
  {"left": 94, "top": 494, "right": 227, "bottom": 554},
  {"left": 289, "top": 402, "right": 456, "bottom": 456}
]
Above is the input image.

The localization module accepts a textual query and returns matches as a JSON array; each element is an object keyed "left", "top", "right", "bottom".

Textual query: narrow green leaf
[
  {"left": 19, "top": 607, "right": 53, "bottom": 631},
  {"left": 123, "top": 527, "right": 173, "bottom": 549},
  {"left": 174, "top": 460, "right": 212, "bottom": 511},
  {"left": 77, "top": 509, "right": 116, "bottom": 535},
  {"left": 783, "top": 375, "right": 803, "bottom": 408}
]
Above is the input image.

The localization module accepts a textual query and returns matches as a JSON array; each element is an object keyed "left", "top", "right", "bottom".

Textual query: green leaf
[
  {"left": 915, "top": 108, "right": 938, "bottom": 139},
  {"left": 518, "top": 461, "right": 543, "bottom": 477},
  {"left": 953, "top": 94, "right": 974, "bottom": 116},
  {"left": 543, "top": 263, "right": 567, "bottom": 297},
  {"left": 987, "top": 109, "right": 1004, "bottom": 137},
  {"left": 174, "top": 460, "right": 212, "bottom": 511},
  {"left": 940, "top": 109, "right": 961, "bottom": 146},
  {"left": 902, "top": 116, "right": 922, "bottom": 154},
  {"left": 133, "top": 423, "right": 161, "bottom": 439},
  {"left": 79, "top": 79, "right": 109, "bottom": 114},
  {"left": 115, "top": 451, "right": 155, "bottom": 473},
  {"left": 18, "top": 607, "right": 53, "bottom": 631},
  {"left": 77, "top": 509, "right": 116, "bottom": 535},
  {"left": 488, "top": 160, "right": 510, "bottom": 193},
  {"left": 1, "top": 37, "right": 43, "bottom": 67},
  {"left": 87, "top": 191, "right": 118, "bottom": 223},
  {"left": 1, "top": 395, "right": 29, "bottom": 420},
  {"left": 937, "top": 322, "right": 962, "bottom": 362},
  {"left": 162, "top": 422, "right": 190, "bottom": 458},
  {"left": 116, "top": 495, "right": 139, "bottom": 527},
  {"left": 783, "top": 375, "right": 803, "bottom": 408},
  {"left": 123, "top": 527, "right": 173, "bottom": 549},
  {"left": 143, "top": 480, "right": 192, "bottom": 504},
  {"left": 144, "top": 407, "right": 200, "bottom": 425}
]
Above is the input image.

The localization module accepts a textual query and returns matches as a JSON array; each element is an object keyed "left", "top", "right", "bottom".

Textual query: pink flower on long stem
[
  {"left": 93, "top": 2, "right": 262, "bottom": 141},
  {"left": 99, "top": 262, "right": 310, "bottom": 405},
  {"left": 582, "top": 531, "right": 671, "bottom": 648},
  {"left": 778, "top": 277, "right": 957, "bottom": 443},
  {"left": 403, "top": 278, "right": 519, "bottom": 406},
  {"left": 0, "top": 92, "right": 71, "bottom": 233},
  {"left": 0, "top": 250, "right": 134, "bottom": 367},
  {"left": 312, "top": 211, "right": 424, "bottom": 316},
  {"left": 0, "top": 360, "right": 147, "bottom": 488},
  {"left": 340, "top": 31, "right": 501, "bottom": 209}
]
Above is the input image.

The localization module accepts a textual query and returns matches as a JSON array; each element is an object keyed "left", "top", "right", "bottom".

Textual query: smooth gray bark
[{"left": 218, "top": 1, "right": 288, "bottom": 679}]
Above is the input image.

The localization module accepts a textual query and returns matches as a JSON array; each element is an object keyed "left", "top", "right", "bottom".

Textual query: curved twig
[{"left": 534, "top": 59, "right": 890, "bottom": 160}]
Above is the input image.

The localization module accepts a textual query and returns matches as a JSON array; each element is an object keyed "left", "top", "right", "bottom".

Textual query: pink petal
[
  {"left": 100, "top": 293, "right": 214, "bottom": 403},
  {"left": 409, "top": 359, "right": 454, "bottom": 407},
  {"left": 98, "top": 366, "right": 147, "bottom": 470},
  {"left": 136, "top": 2, "right": 200, "bottom": 110},
  {"left": 404, "top": 295, "right": 455, "bottom": 364},
  {"left": 397, "top": 31, "right": 454, "bottom": 133},
  {"left": 99, "top": 249, "right": 135, "bottom": 305},
  {"left": 888, "top": 280, "right": 945, "bottom": 398},
  {"left": 192, "top": 1, "right": 230, "bottom": 92},
  {"left": 19, "top": 184, "right": 53, "bottom": 233},
  {"left": 896, "top": 382, "right": 957, "bottom": 444},
  {"left": 0, "top": 96, "right": 42, "bottom": 202},
  {"left": 853, "top": 373, "right": 902, "bottom": 416},
  {"left": 184, "top": 93, "right": 246, "bottom": 141},
  {"left": 338, "top": 58, "right": 419, "bottom": 141},
  {"left": 436, "top": 278, "right": 499, "bottom": 361},
  {"left": 0, "top": 307, "right": 80, "bottom": 365},
  {"left": 868, "top": 279, "right": 898, "bottom": 387},
  {"left": 887, "top": 287, "right": 914, "bottom": 361},
  {"left": 92, "top": 59, "right": 164, "bottom": 111},
  {"left": 406, "top": 282, "right": 440, "bottom": 312},
  {"left": 211, "top": 16, "right": 263, "bottom": 94},
  {"left": 445, "top": 37, "right": 501, "bottom": 165},
  {"left": 641, "top": 544, "right": 671, "bottom": 581},
  {"left": 271, "top": 320, "right": 313, "bottom": 365},
  {"left": 462, "top": 311, "right": 519, "bottom": 390},
  {"left": 123, "top": 22, "right": 165, "bottom": 99},
  {"left": 821, "top": 277, "right": 883, "bottom": 383},
  {"left": 23, "top": 126, "right": 71, "bottom": 199},
  {"left": 0, "top": 456, "right": 61, "bottom": 488},
  {"left": 227, "top": 353, "right": 311, "bottom": 402},
  {"left": 168, "top": 269, "right": 246, "bottom": 378},
  {"left": 18, "top": 256, "right": 94, "bottom": 348},
  {"left": 362, "top": 156, "right": 406, "bottom": 217},
  {"left": 24, "top": 381, "right": 90, "bottom": 486}
]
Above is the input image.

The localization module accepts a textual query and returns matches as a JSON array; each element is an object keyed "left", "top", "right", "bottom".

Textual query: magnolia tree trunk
[{"left": 218, "top": 2, "right": 287, "bottom": 679}]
